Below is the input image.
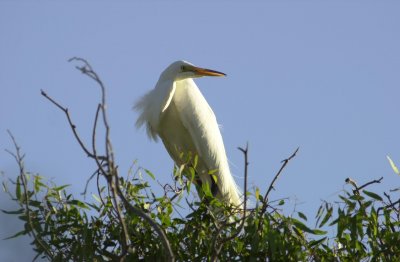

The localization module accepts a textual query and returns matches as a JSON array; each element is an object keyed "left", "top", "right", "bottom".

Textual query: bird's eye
[{"left": 180, "top": 65, "right": 185, "bottom": 71}]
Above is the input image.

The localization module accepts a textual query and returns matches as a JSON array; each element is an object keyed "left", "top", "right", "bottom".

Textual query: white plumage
[{"left": 134, "top": 61, "right": 241, "bottom": 207}]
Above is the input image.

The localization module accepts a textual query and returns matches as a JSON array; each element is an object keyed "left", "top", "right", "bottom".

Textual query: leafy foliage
[{"left": 3, "top": 165, "right": 400, "bottom": 261}]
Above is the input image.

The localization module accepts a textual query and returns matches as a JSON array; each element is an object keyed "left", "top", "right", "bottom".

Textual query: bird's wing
[
  {"left": 171, "top": 79, "right": 241, "bottom": 206},
  {"left": 175, "top": 80, "right": 243, "bottom": 206},
  {"left": 174, "top": 79, "right": 228, "bottom": 173}
]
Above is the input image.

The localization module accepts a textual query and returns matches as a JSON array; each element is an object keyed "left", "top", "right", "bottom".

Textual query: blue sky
[{"left": 1, "top": 1, "right": 399, "bottom": 260}]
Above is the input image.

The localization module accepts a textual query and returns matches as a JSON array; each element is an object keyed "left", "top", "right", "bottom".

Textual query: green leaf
[
  {"left": 210, "top": 173, "right": 218, "bottom": 184},
  {"left": 92, "top": 194, "right": 102, "bottom": 203},
  {"left": 255, "top": 187, "right": 261, "bottom": 202},
  {"left": 16, "top": 176, "right": 21, "bottom": 201},
  {"left": 143, "top": 169, "right": 156, "bottom": 180},
  {"left": 363, "top": 190, "right": 383, "bottom": 201},
  {"left": 3, "top": 229, "right": 28, "bottom": 240},
  {"left": 298, "top": 212, "right": 307, "bottom": 221},
  {"left": 68, "top": 200, "right": 89, "bottom": 209},
  {"left": 292, "top": 218, "right": 326, "bottom": 235},
  {"left": 201, "top": 183, "right": 212, "bottom": 197},
  {"left": 387, "top": 155, "right": 399, "bottom": 175},
  {"left": 193, "top": 155, "right": 198, "bottom": 169},
  {"left": 308, "top": 237, "right": 327, "bottom": 248},
  {"left": 319, "top": 206, "right": 333, "bottom": 228},
  {"left": 349, "top": 195, "right": 364, "bottom": 201},
  {"left": 1, "top": 208, "right": 24, "bottom": 215},
  {"left": 54, "top": 184, "right": 71, "bottom": 191}
]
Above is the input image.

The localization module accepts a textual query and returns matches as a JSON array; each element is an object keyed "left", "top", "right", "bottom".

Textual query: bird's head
[{"left": 160, "top": 60, "right": 226, "bottom": 81}]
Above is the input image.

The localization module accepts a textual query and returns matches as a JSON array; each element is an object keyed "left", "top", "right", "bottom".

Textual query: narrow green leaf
[
  {"left": 255, "top": 187, "right": 260, "bottom": 202},
  {"left": 201, "top": 183, "right": 212, "bottom": 197},
  {"left": 363, "top": 190, "right": 383, "bottom": 201},
  {"left": 3, "top": 230, "right": 28, "bottom": 240},
  {"left": 319, "top": 207, "right": 333, "bottom": 228},
  {"left": 308, "top": 237, "right": 327, "bottom": 248},
  {"left": 1, "top": 208, "right": 24, "bottom": 215},
  {"left": 292, "top": 218, "right": 325, "bottom": 235},
  {"left": 193, "top": 155, "right": 198, "bottom": 169},
  {"left": 298, "top": 212, "right": 307, "bottom": 221},
  {"left": 16, "top": 176, "right": 21, "bottom": 201},
  {"left": 54, "top": 184, "right": 71, "bottom": 191},
  {"left": 33, "top": 176, "right": 41, "bottom": 192},
  {"left": 210, "top": 173, "right": 218, "bottom": 184},
  {"left": 349, "top": 195, "right": 364, "bottom": 201},
  {"left": 387, "top": 155, "right": 399, "bottom": 175},
  {"left": 143, "top": 169, "right": 155, "bottom": 180},
  {"left": 92, "top": 194, "right": 102, "bottom": 203},
  {"left": 68, "top": 200, "right": 89, "bottom": 209},
  {"left": 312, "top": 229, "right": 327, "bottom": 235}
]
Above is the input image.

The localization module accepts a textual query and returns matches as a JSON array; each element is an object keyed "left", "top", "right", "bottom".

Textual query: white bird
[{"left": 134, "top": 61, "right": 241, "bottom": 207}]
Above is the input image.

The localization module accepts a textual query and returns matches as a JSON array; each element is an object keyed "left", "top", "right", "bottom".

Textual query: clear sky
[{"left": 1, "top": 1, "right": 399, "bottom": 260}]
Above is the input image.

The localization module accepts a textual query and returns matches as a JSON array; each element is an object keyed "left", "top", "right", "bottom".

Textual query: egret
[{"left": 134, "top": 61, "right": 241, "bottom": 207}]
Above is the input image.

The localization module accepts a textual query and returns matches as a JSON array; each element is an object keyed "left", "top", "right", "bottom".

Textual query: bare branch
[
  {"left": 210, "top": 143, "right": 250, "bottom": 260},
  {"left": 67, "top": 58, "right": 130, "bottom": 258},
  {"left": 40, "top": 90, "right": 105, "bottom": 161},
  {"left": 264, "top": 147, "right": 299, "bottom": 204},
  {"left": 116, "top": 185, "right": 175, "bottom": 261},
  {"left": 6, "top": 130, "right": 54, "bottom": 259},
  {"left": 358, "top": 177, "right": 383, "bottom": 191},
  {"left": 257, "top": 147, "right": 299, "bottom": 233},
  {"left": 42, "top": 58, "right": 175, "bottom": 261},
  {"left": 377, "top": 192, "right": 400, "bottom": 217}
]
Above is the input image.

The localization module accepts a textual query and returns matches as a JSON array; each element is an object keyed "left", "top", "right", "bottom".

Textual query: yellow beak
[{"left": 191, "top": 66, "right": 226, "bottom": 77}]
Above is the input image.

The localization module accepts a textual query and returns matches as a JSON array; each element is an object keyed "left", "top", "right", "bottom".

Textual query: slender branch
[
  {"left": 81, "top": 168, "right": 99, "bottom": 196},
  {"left": 40, "top": 90, "right": 106, "bottom": 161},
  {"left": 42, "top": 58, "right": 175, "bottom": 261},
  {"left": 92, "top": 103, "right": 102, "bottom": 162},
  {"left": 6, "top": 130, "right": 54, "bottom": 259},
  {"left": 358, "top": 177, "right": 383, "bottom": 191},
  {"left": 116, "top": 185, "right": 175, "bottom": 261},
  {"left": 69, "top": 59, "right": 130, "bottom": 258},
  {"left": 264, "top": 147, "right": 299, "bottom": 204},
  {"left": 377, "top": 192, "right": 400, "bottom": 216},
  {"left": 210, "top": 143, "right": 249, "bottom": 261},
  {"left": 109, "top": 175, "right": 129, "bottom": 258},
  {"left": 257, "top": 147, "right": 299, "bottom": 233},
  {"left": 68, "top": 57, "right": 115, "bottom": 164}
]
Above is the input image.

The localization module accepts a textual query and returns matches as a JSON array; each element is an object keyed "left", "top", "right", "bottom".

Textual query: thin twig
[
  {"left": 40, "top": 90, "right": 106, "bottom": 161},
  {"left": 257, "top": 147, "right": 299, "bottom": 233},
  {"left": 42, "top": 58, "right": 175, "bottom": 261},
  {"left": 40, "top": 90, "right": 89, "bottom": 157},
  {"left": 377, "top": 192, "right": 400, "bottom": 216},
  {"left": 358, "top": 177, "right": 383, "bottom": 191},
  {"left": 68, "top": 59, "right": 130, "bottom": 259},
  {"left": 6, "top": 130, "right": 54, "bottom": 259},
  {"left": 116, "top": 185, "right": 175, "bottom": 261},
  {"left": 210, "top": 143, "right": 249, "bottom": 261},
  {"left": 264, "top": 147, "right": 299, "bottom": 204}
]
